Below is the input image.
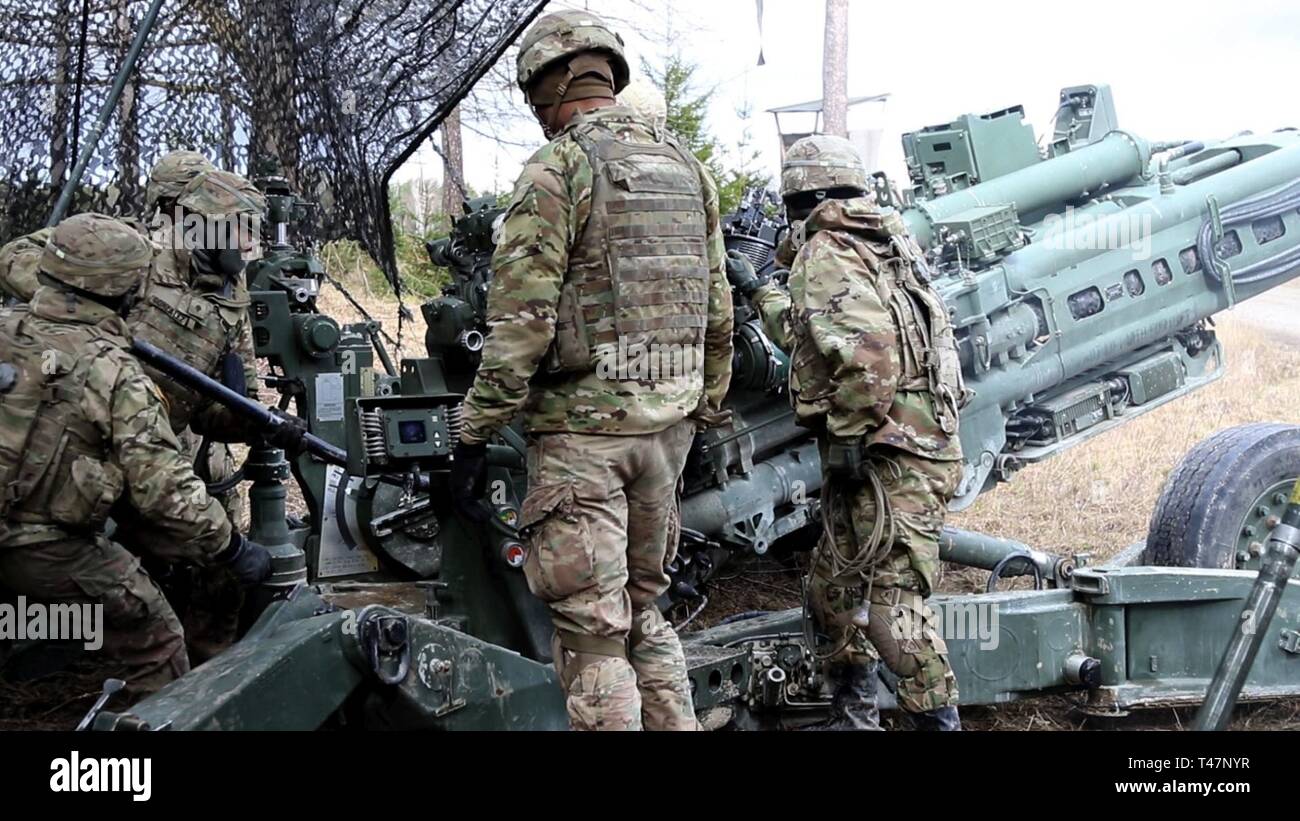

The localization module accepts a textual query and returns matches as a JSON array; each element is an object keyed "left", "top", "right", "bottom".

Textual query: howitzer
[
  {"left": 898, "top": 92, "right": 1300, "bottom": 508},
  {"left": 742, "top": 85, "right": 1300, "bottom": 511},
  {"left": 72, "top": 84, "right": 1300, "bottom": 731}
]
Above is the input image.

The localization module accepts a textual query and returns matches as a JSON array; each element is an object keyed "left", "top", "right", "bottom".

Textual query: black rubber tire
[{"left": 1143, "top": 423, "right": 1300, "bottom": 568}]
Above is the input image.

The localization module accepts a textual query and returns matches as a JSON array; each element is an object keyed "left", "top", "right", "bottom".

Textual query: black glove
[
  {"left": 212, "top": 533, "right": 273, "bottom": 586},
  {"left": 824, "top": 435, "right": 869, "bottom": 481},
  {"left": 450, "top": 440, "right": 490, "bottom": 524},
  {"left": 265, "top": 408, "right": 309, "bottom": 456},
  {"left": 725, "top": 250, "right": 766, "bottom": 297}
]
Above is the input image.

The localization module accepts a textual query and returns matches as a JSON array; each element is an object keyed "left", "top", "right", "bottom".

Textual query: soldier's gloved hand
[
  {"left": 725, "top": 250, "right": 766, "bottom": 297},
  {"left": 450, "top": 440, "right": 490, "bottom": 525},
  {"left": 212, "top": 533, "right": 273, "bottom": 587},
  {"left": 265, "top": 408, "right": 309, "bottom": 457}
]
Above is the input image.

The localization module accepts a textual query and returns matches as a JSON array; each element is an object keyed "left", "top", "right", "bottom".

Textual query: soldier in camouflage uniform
[
  {"left": 727, "top": 136, "right": 965, "bottom": 731},
  {"left": 0, "top": 214, "right": 272, "bottom": 694},
  {"left": 124, "top": 166, "right": 304, "bottom": 661},
  {"left": 449, "top": 10, "right": 734, "bottom": 731},
  {"left": 0, "top": 149, "right": 210, "bottom": 305},
  {"left": 0, "top": 157, "right": 284, "bottom": 662},
  {"left": 140, "top": 154, "right": 250, "bottom": 538}
]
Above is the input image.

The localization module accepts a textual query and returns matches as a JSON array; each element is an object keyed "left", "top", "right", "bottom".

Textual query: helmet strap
[
  {"left": 36, "top": 271, "right": 138, "bottom": 316},
  {"left": 528, "top": 53, "right": 616, "bottom": 137}
]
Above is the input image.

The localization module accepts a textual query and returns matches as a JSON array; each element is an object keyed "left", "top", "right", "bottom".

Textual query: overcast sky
[{"left": 398, "top": 0, "right": 1300, "bottom": 197}]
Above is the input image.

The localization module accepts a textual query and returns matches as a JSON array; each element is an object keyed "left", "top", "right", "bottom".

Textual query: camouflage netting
[{"left": 0, "top": 0, "right": 548, "bottom": 280}]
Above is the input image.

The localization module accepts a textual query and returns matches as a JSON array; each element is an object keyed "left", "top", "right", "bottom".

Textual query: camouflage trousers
[
  {"left": 808, "top": 446, "right": 963, "bottom": 714},
  {"left": 181, "top": 433, "right": 245, "bottom": 663},
  {"left": 520, "top": 419, "right": 698, "bottom": 731},
  {"left": 0, "top": 535, "right": 188, "bottom": 695},
  {"left": 114, "top": 432, "right": 245, "bottom": 664}
]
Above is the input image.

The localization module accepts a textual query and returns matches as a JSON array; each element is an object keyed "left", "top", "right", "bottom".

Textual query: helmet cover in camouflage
[
  {"left": 780, "top": 135, "right": 869, "bottom": 199},
  {"left": 516, "top": 10, "right": 630, "bottom": 97},
  {"left": 147, "top": 150, "right": 216, "bottom": 210},
  {"left": 176, "top": 169, "right": 266, "bottom": 218},
  {"left": 40, "top": 213, "right": 152, "bottom": 297},
  {"left": 617, "top": 77, "right": 668, "bottom": 131}
]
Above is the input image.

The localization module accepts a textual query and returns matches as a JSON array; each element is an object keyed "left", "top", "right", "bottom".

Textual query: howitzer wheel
[{"left": 1143, "top": 423, "right": 1300, "bottom": 570}]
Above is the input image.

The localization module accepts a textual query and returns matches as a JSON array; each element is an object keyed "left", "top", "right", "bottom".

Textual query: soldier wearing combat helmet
[
  {"left": 0, "top": 213, "right": 272, "bottom": 695},
  {"left": 727, "top": 135, "right": 966, "bottom": 730},
  {"left": 0, "top": 150, "right": 216, "bottom": 306},
  {"left": 146, "top": 149, "right": 217, "bottom": 224},
  {"left": 449, "top": 9, "right": 734, "bottom": 731},
  {"left": 617, "top": 77, "right": 669, "bottom": 135},
  {"left": 122, "top": 167, "right": 306, "bottom": 661}
]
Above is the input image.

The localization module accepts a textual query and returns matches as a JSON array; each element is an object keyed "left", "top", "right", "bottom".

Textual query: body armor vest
[
  {"left": 852, "top": 232, "right": 967, "bottom": 436},
  {"left": 0, "top": 309, "right": 125, "bottom": 531},
  {"left": 880, "top": 235, "right": 967, "bottom": 435},
  {"left": 547, "top": 121, "right": 711, "bottom": 376},
  {"left": 791, "top": 211, "right": 967, "bottom": 436},
  {"left": 128, "top": 275, "right": 246, "bottom": 432}
]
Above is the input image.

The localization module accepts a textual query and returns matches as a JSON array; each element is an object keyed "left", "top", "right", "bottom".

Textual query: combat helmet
[
  {"left": 780, "top": 135, "right": 869, "bottom": 199},
  {"left": 147, "top": 150, "right": 216, "bottom": 211},
  {"left": 40, "top": 213, "right": 153, "bottom": 298},
  {"left": 176, "top": 169, "right": 266, "bottom": 218},
  {"left": 516, "top": 10, "right": 630, "bottom": 101},
  {"left": 618, "top": 77, "right": 668, "bottom": 132}
]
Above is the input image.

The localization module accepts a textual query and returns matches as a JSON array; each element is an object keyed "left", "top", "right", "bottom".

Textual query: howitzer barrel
[
  {"left": 904, "top": 131, "right": 1151, "bottom": 248},
  {"left": 680, "top": 442, "right": 822, "bottom": 551},
  {"left": 964, "top": 140, "right": 1300, "bottom": 419},
  {"left": 1003, "top": 141, "right": 1300, "bottom": 297},
  {"left": 129, "top": 338, "right": 348, "bottom": 467}
]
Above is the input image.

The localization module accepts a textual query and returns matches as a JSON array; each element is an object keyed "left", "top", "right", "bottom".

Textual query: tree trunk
[
  {"left": 441, "top": 104, "right": 465, "bottom": 217},
  {"left": 48, "top": 0, "right": 74, "bottom": 206},
  {"left": 235, "top": 1, "right": 300, "bottom": 184},
  {"left": 114, "top": 0, "right": 141, "bottom": 211},
  {"left": 822, "top": 0, "right": 849, "bottom": 138}
]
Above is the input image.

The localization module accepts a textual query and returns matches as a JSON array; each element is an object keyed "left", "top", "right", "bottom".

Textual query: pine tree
[{"left": 642, "top": 54, "right": 770, "bottom": 215}]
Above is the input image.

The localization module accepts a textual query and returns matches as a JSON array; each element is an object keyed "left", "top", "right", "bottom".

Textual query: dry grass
[{"left": 313, "top": 240, "right": 432, "bottom": 362}]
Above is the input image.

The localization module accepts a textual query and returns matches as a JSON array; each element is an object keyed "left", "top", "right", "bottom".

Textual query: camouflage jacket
[
  {"left": 128, "top": 234, "right": 261, "bottom": 440},
  {"left": 0, "top": 229, "right": 50, "bottom": 304},
  {"left": 1, "top": 227, "right": 260, "bottom": 439},
  {"left": 751, "top": 198, "right": 963, "bottom": 460},
  {"left": 0, "top": 287, "right": 232, "bottom": 556},
  {"left": 459, "top": 105, "right": 733, "bottom": 444}
]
